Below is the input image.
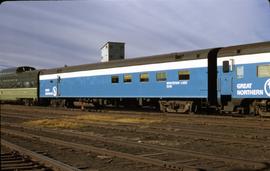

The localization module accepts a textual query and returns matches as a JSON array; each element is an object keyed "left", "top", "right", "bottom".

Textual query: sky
[{"left": 0, "top": 0, "right": 270, "bottom": 70}]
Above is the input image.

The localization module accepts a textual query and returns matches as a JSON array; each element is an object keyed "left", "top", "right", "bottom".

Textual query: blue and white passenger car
[
  {"left": 217, "top": 43, "right": 270, "bottom": 114},
  {"left": 39, "top": 41, "right": 270, "bottom": 115}
]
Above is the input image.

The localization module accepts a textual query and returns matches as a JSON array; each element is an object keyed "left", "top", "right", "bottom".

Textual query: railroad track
[
  {"left": 2, "top": 113, "right": 270, "bottom": 146},
  {"left": 2, "top": 124, "right": 269, "bottom": 171},
  {"left": 72, "top": 122, "right": 270, "bottom": 146},
  {"left": 2, "top": 104, "right": 270, "bottom": 121},
  {"left": 1, "top": 139, "right": 81, "bottom": 171},
  {"left": 2, "top": 108, "right": 270, "bottom": 170},
  {"left": 1, "top": 151, "right": 48, "bottom": 171},
  {"left": 2, "top": 111, "right": 270, "bottom": 133},
  {"left": 2, "top": 105, "right": 270, "bottom": 129},
  {"left": 1, "top": 127, "right": 202, "bottom": 171}
]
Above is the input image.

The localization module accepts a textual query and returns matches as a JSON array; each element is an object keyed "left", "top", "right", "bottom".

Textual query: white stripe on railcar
[{"left": 217, "top": 52, "right": 270, "bottom": 66}]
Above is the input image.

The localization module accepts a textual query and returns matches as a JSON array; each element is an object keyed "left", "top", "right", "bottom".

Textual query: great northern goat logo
[
  {"left": 265, "top": 79, "right": 270, "bottom": 97},
  {"left": 52, "top": 86, "right": 57, "bottom": 96}
]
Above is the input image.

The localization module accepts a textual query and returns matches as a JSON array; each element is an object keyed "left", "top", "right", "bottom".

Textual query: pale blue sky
[{"left": 0, "top": 0, "right": 270, "bottom": 70}]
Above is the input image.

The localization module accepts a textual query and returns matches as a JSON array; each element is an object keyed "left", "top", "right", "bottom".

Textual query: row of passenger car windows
[
  {"left": 111, "top": 71, "right": 190, "bottom": 84},
  {"left": 236, "top": 64, "right": 270, "bottom": 79},
  {"left": 112, "top": 64, "right": 270, "bottom": 83}
]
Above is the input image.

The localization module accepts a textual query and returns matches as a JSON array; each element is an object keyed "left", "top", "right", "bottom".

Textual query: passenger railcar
[
  {"left": 39, "top": 49, "right": 214, "bottom": 112},
  {"left": 0, "top": 66, "right": 39, "bottom": 105},
  {"left": 217, "top": 43, "right": 270, "bottom": 115},
  {"left": 39, "top": 41, "right": 270, "bottom": 115}
]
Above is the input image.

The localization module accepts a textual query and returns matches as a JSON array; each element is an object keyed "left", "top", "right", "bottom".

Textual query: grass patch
[
  {"left": 76, "top": 114, "right": 163, "bottom": 124},
  {"left": 23, "top": 118, "right": 85, "bottom": 129},
  {"left": 23, "top": 114, "right": 163, "bottom": 129}
]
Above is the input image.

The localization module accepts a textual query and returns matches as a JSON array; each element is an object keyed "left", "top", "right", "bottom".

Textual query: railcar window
[
  {"left": 124, "top": 74, "right": 132, "bottom": 83},
  {"left": 257, "top": 65, "right": 270, "bottom": 78},
  {"left": 156, "top": 72, "right": 167, "bottom": 81},
  {"left": 178, "top": 70, "right": 190, "bottom": 80},
  {"left": 111, "top": 75, "right": 119, "bottom": 83},
  {"left": 236, "top": 66, "right": 244, "bottom": 79},
  {"left": 223, "top": 61, "right": 230, "bottom": 73},
  {"left": 140, "top": 73, "right": 149, "bottom": 82}
]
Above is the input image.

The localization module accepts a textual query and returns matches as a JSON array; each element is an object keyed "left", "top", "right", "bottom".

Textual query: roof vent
[
  {"left": 101, "top": 42, "right": 125, "bottom": 62},
  {"left": 236, "top": 49, "right": 241, "bottom": 54}
]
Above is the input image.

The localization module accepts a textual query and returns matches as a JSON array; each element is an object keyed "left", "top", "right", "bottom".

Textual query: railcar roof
[
  {"left": 218, "top": 41, "right": 270, "bottom": 57},
  {"left": 40, "top": 48, "right": 212, "bottom": 75}
]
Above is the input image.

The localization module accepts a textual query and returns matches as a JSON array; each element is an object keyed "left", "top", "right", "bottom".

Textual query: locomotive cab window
[
  {"left": 140, "top": 73, "right": 149, "bottom": 82},
  {"left": 156, "top": 72, "right": 167, "bottom": 81},
  {"left": 178, "top": 70, "right": 190, "bottom": 80},
  {"left": 257, "top": 65, "right": 270, "bottom": 78},
  {"left": 223, "top": 61, "right": 230, "bottom": 73},
  {"left": 124, "top": 74, "right": 132, "bottom": 83},
  {"left": 111, "top": 75, "right": 119, "bottom": 83}
]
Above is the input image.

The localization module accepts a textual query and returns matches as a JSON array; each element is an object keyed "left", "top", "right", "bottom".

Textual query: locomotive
[{"left": 1, "top": 41, "right": 270, "bottom": 116}]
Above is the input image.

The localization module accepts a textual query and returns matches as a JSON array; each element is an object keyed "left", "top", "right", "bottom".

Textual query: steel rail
[
  {"left": 1, "top": 139, "right": 82, "bottom": 171},
  {"left": 2, "top": 125, "right": 268, "bottom": 170},
  {"left": 1, "top": 113, "right": 61, "bottom": 119}
]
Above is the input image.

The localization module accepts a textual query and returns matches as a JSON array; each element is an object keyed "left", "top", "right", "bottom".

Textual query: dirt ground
[{"left": 1, "top": 105, "right": 270, "bottom": 171}]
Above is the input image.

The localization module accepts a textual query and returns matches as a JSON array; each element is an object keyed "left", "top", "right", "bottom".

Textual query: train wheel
[{"left": 23, "top": 99, "right": 33, "bottom": 106}]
